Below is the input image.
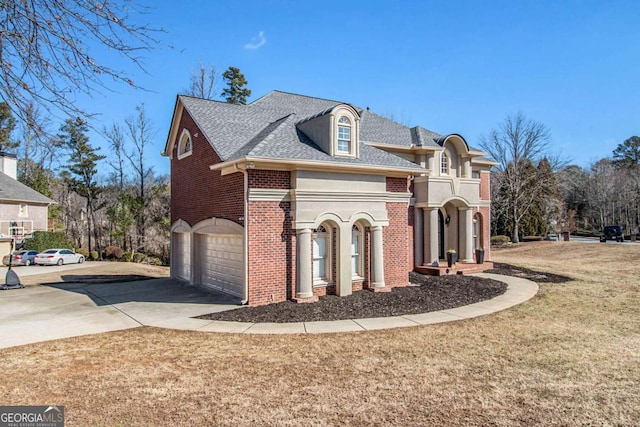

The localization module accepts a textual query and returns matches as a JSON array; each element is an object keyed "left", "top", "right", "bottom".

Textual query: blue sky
[{"left": 73, "top": 0, "right": 640, "bottom": 177}]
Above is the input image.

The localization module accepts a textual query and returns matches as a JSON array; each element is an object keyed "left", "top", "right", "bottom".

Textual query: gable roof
[
  {"left": 165, "top": 90, "right": 477, "bottom": 173},
  {"left": 0, "top": 172, "right": 55, "bottom": 204}
]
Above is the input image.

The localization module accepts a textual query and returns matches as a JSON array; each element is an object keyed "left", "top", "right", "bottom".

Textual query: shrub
[
  {"left": 121, "top": 251, "right": 132, "bottom": 262},
  {"left": 23, "top": 231, "right": 73, "bottom": 252},
  {"left": 90, "top": 251, "right": 99, "bottom": 260},
  {"left": 491, "top": 235, "right": 511, "bottom": 246},
  {"left": 131, "top": 252, "right": 146, "bottom": 263},
  {"left": 145, "top": 256, "right": 163, "bottom": 266},
  {"left": 522, "top": 235, "right": 544, "bottom": 242},
  {"left": 104, "top": 246, "right": 123, "bottom": 260},
  {"left": 75, "top": 247, "right": 89, "bottom": 257}
]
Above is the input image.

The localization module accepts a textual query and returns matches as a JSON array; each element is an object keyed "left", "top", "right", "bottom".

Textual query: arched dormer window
[
  {"left": 336, "top": 116, "right": 352, "bottom": 154},
  {"left": 440, "top": 151, "right": 449, "bottom": 175},
  {"left": 177, "top": 129, "right": 193, "bottom": 159}
]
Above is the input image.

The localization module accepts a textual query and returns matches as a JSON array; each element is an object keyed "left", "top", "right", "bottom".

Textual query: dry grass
[{"left": 1, "top": 242, "right": 639, "bottom": 426}]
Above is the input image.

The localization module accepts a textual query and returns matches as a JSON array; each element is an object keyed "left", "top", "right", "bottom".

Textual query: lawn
[{"left": 1, "top": 242, "right": 638, "bottom": 426}]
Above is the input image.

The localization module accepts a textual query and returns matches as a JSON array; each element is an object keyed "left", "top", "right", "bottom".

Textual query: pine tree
[
  {"left": 0, "top": 102, "right": 17, "bottom": 152},
  {"left": 59, "top": 118, "right": 106, "bottom": 253},
  {"left": 612, "top": 136, "right": 640, "bottom": 169},
  {"left": 221, "top": 66, "right": 251, "bottom": 105}
]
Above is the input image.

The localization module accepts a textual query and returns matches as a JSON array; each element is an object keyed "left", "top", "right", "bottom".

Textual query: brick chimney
[{"left": 0, "top": 152, "right": 17, "bottom": 180}]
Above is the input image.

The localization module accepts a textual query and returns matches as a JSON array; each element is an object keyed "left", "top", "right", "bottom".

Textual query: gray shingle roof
[
  {"left": 0, "top": 172, "right": 55, "bottom": 204},
  {"left": 179, "top": 90, "right": 451, "bottom": 172}
]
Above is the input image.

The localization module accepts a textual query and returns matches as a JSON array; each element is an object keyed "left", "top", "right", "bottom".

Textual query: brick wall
[
  {"left": 384, "top": 202, "right": 410, "bottom": 288},
  {"left": 479, "top": 207, "right": 492, "bottom": 261},
  {"left": 170, "top": 110, "right": 244, "bottom": 227},
  {"left": 246, "top": 199, "right": 294, "bottom": 306},
  {"left": 384, "top": 177, "right": 411, "bottom": 287},
  {"left": 480, "top": 170, "right": 491, "bottom": 201},
  {"left": 407, "top": 205, "right": 415, "bottom": 271},
  {"left": 386, "top": 176, "right": 410, "bottom": 193},
  {"left": 248, "top": 169, "right": 290, "bottom": 189},
  {"left": 246, "top": 169, "right": 294, "bottom": 306},
  {"left": 479, "top": 171, "right": 491, "bottom": 260}
]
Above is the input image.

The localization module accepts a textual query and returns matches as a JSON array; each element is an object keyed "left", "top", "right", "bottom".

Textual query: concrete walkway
[{"left": 0, "top": 273, "right": 538, "bottom": 349}]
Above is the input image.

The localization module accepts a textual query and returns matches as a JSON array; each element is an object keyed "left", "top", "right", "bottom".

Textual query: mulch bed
[
  {"left": 486, "top": 262, "right": 572, "bottom": 283},
  {"left": 197, "top": 273, "right": 508, "bottom": 323}
]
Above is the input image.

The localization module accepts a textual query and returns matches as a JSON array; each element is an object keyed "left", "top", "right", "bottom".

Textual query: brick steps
[{"left": 415, "top": 261, "right": 494, "bottom": 276}]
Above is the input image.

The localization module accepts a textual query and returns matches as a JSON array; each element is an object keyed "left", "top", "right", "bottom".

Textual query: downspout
[{"left": 235, "top": 163, "right": 250, "bottom": 305}]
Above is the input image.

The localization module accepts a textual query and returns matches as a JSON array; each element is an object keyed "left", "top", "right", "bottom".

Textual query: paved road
[{"left": 569, "top": 236, "right": 640, "bottom": 246}]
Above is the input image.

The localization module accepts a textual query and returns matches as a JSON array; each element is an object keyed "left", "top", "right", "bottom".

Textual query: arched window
[
  {"left": 313, "top": 225, "right": 329, "bottom": 281},
  {"left": 177, "top": 129, "right": 193, "bottom": 159},
  {"left": 440, "top": 151, "right": 449, "bottom": 175},
  {"left": 351, "top": 224, "right": 363, "bottom": 278},
  {"left": 336, "top": 116, "right": 352, "bottom": 154}
]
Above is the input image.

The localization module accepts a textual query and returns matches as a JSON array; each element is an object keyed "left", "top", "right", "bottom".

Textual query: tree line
[
  {"left": 482, "top": 114, "right": 640, "bottom": 242},
  {"left": 0, "top": 60, "right": 252, "bottom": 262}
]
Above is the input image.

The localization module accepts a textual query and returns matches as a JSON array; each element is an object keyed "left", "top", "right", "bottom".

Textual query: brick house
[
  {"left": 163, "top": 91, "right": 494, "bottom": 306},
  {"left": 0, "top": 152, "right": 55, "bottom": 255}
]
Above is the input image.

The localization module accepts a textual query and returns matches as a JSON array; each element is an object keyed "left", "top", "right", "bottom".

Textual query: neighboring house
[
  {"left": 0, "top": 152, "right": 55, "bottom": 253},
  {"left": 163, "top": 91, "right": 495, "bottom": 306}
]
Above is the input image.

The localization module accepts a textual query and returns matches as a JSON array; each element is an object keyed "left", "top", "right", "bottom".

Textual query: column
[
  {"left": 295, "top": 228, "right": 313, "bottom": 299},
  {"left": 371, "top": 225, "right": 386, "bottom": 288},
  {"left": 423, "top": 208, "right": 439, "bottom": 265},
  {"left": 461, "top": 208, "right": 473, "bottom": 262},
  {"left": 414, "top": 207, "right": 424, "bottom": 267},
  {"left": 463, "top": 158, "right": 471, "bottom": 178},
  {"left": 337, "top": 223, "right": 353, "bottom": 296}
]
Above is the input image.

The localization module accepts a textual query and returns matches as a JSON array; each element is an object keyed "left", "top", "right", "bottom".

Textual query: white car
[{"left": 35, "top": 249, "right": 85, "bottom": 266}]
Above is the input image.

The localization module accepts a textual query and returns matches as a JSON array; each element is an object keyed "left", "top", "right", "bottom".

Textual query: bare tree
[
  {"left": 185, "top": 63, "right": 216, "bottom": 99},
  {"left": 103, "top": 123, "right": 127, "bottom": 190},
  {"left": 124, "top": 104, "right": 154, "bottom": 250},
  {"left": 0, "top": 0, "right": 162, "bottom": 123},
  {"left": 480, "top": 112, "right": 563, "bottom": 243}
]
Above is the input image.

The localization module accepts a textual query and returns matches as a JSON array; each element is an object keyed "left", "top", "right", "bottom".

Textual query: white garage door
[
  {"left": 196, "top": 233, "right": 243, "bottom": 297},
  {"left": 172, "top": 232, "right": 190, "bottom": 281}
]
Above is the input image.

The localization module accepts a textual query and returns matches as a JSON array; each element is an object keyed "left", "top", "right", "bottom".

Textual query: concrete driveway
[
  {"left": 0, "top": 261, "right": 97, "bottom": 278},
  {"left": 0, "top": 277, "right": 242, "bottom": 349}
]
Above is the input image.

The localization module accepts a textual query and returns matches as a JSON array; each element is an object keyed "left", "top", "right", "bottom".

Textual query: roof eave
[
  {"left": 0, "top": 197, "right": 55, "bottom": 205},
  {"left": 210, "top": 157, "right": 425, "bottom": 177},
  {"left": 364, "top": 141, "right": 441, "bottom": 153},
  {"left": 471, "top": 158, "right": 499, "bottom": 167},
  {"left": 162, "top": 96, "right": 183, "bottom": 158}
]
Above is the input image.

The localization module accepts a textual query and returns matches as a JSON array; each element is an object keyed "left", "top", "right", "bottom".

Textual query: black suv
[{"left": 600, "top": 226, "right": 624, "bottom": 242}]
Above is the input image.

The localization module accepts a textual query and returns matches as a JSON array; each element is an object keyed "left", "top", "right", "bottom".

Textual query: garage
[
  {"left": 171, "top": 232, "right": 190, "bottom": 281},
  {"left": 195, "top": 233, "right": 243, "bottom": 297}
]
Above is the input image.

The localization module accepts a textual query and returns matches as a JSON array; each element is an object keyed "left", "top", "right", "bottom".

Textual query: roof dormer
[{"left": 296, "top": 104, "right": 360, "bottom": 158}]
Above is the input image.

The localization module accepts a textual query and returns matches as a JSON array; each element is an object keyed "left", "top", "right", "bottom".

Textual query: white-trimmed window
[
  {"left": 177, "top": 129, "right": 193, "bottom": 159},
  {"left": 440, "top": 152, "right": 449, "bottom": 175},
  {"left": 18, "top": 204, "right": 28, "bottom": 217},
  {"left": 313, "top": 225, "right": 329, "bottom": 282},
  {"left": 336, "top": 116, "right": 352, "bottom": 154},
  {"left": 351, "top": 224, "right": 363, "bottom": 278}
]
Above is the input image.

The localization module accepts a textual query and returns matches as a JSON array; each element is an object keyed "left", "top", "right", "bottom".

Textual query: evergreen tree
[
  {"left": 59, "top": 118, "right": 106, "bottom": 253},
  {"left": 0, "top": 102, "right": 17, "bottom": 152},
  {"left": 221, "top": 66, "right": 251, "bottom": 105},
  {"left": 612, "top": 136, "right": 640, "bottom": 169}
]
